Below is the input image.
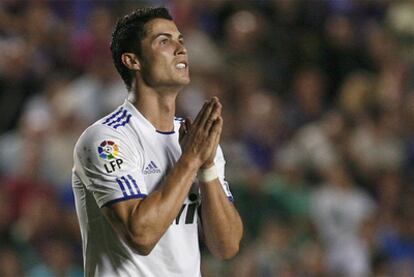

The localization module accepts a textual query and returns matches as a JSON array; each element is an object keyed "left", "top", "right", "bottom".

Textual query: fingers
[
  {"left": 193, "top": 97, "right": 221, "bottom": 133},
  {"left": 204, "top": 101, "right": 222, "bottom": 131},
  {"left": 185, "top": 117, "right": 192, "bottom": 131},
  {"left": 179, "top": 122, "right": 186, "bottom": 143},
  {"left": 206, "top": 97, "right": 221, "bottom": 124},
  {"left": 181, "top": 98, "right": 223, "bottom": 168},
  {"left": 209, "top": 115, "right": 223, "bottom": 139},
  {"left": 200, "top": 116, "right": 223, "bottom": 168},
  {"left": 198, "top": 101, "right": 215, "bottom": 128},
  {"left": 192, "top": 101, "right": 209, "bottom": 127},
  {"left": 207, "top": 116, "right": 223, "bottom": 151}
]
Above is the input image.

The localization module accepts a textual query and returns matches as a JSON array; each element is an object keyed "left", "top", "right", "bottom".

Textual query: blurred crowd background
[{"left": 1, "top": 0, "right": 414, "bottom": 276}]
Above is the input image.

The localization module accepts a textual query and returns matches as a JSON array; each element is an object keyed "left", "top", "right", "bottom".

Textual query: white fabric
[
  {"left": 310, "top": 185, "right": 375, "bottom": 277},
  {"left": 198, "top": 165, "right": 218, "bottom": 183},
  {"left": 72, "top": 99, "right": 232, "bottom": 277}
]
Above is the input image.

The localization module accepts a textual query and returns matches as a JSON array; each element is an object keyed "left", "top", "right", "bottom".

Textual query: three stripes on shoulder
[{"left": 102, "top": 108, "right": 132, "bottom": 129}]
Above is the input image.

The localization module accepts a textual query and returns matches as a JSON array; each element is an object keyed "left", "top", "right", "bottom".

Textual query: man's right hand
[{"left": 179, "top": 97, "right": 223, "bottom": 169}]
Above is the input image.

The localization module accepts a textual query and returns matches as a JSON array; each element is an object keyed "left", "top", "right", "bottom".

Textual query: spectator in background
[
  {"left": 240, "top": 90, "right": 284, "bottom": 172},
  {"left": 311, "top": 163, "right": 376, "bottom": 276},
  {"left": 265, "top": 144, "right": 311, "bottom": 232},
  {"left": 0, "top": 38, "right": 41, "bottom": 133},
  {"left": 348, "top": 104, "right": 404, "bottom": 190},
  {"left": 285, "top": 65, "right": 328, "bottom": 132},
  {"left": 68, "top": 6, "right": 127, "bottom": 124}
]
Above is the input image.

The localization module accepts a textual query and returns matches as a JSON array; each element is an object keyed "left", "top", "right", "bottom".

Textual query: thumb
[
  {"left": 179, "top": 117, "right": 192, "bottom": 143},
  {"left": 179, "top": 122, "right": 186, "bottom": 143},
  {"left": 185, "top": 117, "right": 192, "bottom": 130}
]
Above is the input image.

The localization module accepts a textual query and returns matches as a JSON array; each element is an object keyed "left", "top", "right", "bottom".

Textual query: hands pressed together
[{"left": 179, "top": 97, "right": 223, "bottom": 170}]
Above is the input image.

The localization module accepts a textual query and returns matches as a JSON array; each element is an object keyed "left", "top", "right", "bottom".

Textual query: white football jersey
[{"left": 72, "top": 99, "right": 233, "bottom": 277}]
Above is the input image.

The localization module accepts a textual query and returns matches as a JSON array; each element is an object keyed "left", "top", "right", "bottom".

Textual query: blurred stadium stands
[{"left": 1, "top": 0, "right": 414, "bottom": 276}]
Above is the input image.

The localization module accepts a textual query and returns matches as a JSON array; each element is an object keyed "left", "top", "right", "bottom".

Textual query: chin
[
  {"left": 177, "top": 76, "right": 191, "bottom": 86},
  {"left": 182, "top": 77, "right": 191, "bottom": 85}
]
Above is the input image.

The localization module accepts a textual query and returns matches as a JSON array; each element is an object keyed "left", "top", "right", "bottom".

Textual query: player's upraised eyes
[{"left": 158, "top": 38, "right": 185, "bottom": 46}]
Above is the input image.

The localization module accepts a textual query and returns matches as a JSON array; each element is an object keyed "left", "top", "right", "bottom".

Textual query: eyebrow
[{"left": 152, "top": 32, "right": 184, "bottom": 41}]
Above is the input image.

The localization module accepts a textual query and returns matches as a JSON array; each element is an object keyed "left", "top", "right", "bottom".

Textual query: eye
[{"left": 160, "top": 38, "right": 168, "bottom": 45}]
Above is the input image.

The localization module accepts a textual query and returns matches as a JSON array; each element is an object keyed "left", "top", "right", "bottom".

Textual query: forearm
[
  {"left": 129, "top": 155, "right": 199, "bottom": 250},
  {"left": 200, "top": 178, "right": 243, "bottom": 260}
]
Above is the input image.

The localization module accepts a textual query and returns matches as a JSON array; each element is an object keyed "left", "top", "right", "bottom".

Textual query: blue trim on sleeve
[
  {"left": 121, "top": 176, "right": 133, "bottom": 194},
  {"left": 101, "top": 194, "right": 147, "bottom": 208},
  {"left": 127, "top": 174, "right": 141, "bottom": 194},
  {"left": 116, "top": 178, "right": 128, "bottom": 197},
  {"left": 228, "top": 196, "right": 234, "bottom": 202}
]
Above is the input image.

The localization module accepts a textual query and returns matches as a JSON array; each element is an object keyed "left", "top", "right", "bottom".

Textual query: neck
[{"left": 129, "top": 82, "right": 180, "bottom": 132}]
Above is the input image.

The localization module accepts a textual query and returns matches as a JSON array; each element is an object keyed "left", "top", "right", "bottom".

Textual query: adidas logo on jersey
[{"left": 144, "top": 161, "right": 161, "bottom": 175}]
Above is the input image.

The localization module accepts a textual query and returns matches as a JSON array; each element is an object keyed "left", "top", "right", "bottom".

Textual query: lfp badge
[
  {"left": 98, "top": 140, "right": 123, "bottom": 173},
  {"left": 98, "top": 140, "right": 119, "bottom": 160}
]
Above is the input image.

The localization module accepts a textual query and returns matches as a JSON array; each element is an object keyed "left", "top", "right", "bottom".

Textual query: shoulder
[
  {"left": 76, "top": 123, "right": 120, "bottom": 150},
  {"left": 76, "top": 103, "right": 136, "bottom": 143},
  {"left": 100, "top": 106, "right": 133, "bottom": 130},
  {"left": 74, "top": 120, "right": 142, "bottom": 172},
  {"left": 74, "top": 123, "right": 120, "bottom": 163},
  {"left": 74, "top": 107, "right": 135, "bottom": 159}
]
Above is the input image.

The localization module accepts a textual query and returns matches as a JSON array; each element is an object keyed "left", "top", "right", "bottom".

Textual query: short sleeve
[
  {"left": 74, "top": 125, "right": 147, "bottom": 208},
  {"left": 214, "top": 145, "right": 234, "bottom": 202}
]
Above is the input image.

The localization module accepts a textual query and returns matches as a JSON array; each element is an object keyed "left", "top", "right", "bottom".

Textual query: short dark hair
[{"left": 110, "top": 7, "right": 173, "bottom": 90}]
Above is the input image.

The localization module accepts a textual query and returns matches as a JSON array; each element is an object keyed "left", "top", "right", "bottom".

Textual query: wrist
[
  {"left": 200, "top": 161, "right": 214, "bottom": 170},
  {"left": 198, "top": 164, "right": 218, "bottom": 183},
  {"left": 179, "top": 154, "right": 202, "bottom": 171}
]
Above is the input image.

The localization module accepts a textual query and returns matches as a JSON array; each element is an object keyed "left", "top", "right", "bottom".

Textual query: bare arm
[
  {"left": 103, "top": 156, "right": 198, "bottom": 255},
  {"left": 199, "top": 115, "right": 243, "bottom": 260},
  {"left": 200, "top": 177, "right": 243, "bottom": 260},
  {"left": 181, "top": 100, "right": 243, "bottom": 259},
  {"left": 102, "top": 99, "right": 222, "bottom": 255}
]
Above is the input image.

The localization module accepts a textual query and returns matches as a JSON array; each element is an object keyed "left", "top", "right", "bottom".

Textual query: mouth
[{"left": 175, "top": 61, "right": 188, "bottom": 69}]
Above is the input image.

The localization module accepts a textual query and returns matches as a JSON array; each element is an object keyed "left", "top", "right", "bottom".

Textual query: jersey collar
[{"left": 124, "top": 100, "right": 176, "bottom": 135}]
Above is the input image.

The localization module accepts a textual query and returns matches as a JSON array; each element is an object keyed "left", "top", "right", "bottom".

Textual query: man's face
[{"left": 139, "top": 18, "right": 190, "bottom": 88}]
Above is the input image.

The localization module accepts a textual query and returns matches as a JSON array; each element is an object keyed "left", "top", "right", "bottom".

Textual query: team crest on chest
[{"left": 98, "top": 140, "right": 123, "bottom": 173}]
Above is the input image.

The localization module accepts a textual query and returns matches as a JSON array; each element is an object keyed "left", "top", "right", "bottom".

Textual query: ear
[{"left": 121, "top": 53, "right": 141, "bottom": 71}]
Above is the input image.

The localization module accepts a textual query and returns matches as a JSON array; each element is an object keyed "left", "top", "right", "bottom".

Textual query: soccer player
[{"left": 72, "top": 7, "right": 243, "bottom": 276}]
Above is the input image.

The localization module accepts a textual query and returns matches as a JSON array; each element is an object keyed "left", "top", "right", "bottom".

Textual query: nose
[{"left": 174, "top": 40, "right": 187, "bottom": 56}]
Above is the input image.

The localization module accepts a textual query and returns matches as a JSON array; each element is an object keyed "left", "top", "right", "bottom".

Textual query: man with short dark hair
[{"left": 72, "top": 7, "right": 243, "bottom": 276}]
